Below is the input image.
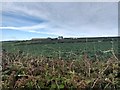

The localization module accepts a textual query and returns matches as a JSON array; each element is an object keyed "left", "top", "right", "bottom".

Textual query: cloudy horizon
[{"left": 1, "top": 2, "right": 118, "bottom": 41}]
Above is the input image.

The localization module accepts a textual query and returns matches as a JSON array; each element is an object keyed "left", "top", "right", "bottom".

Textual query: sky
[{"left": 0, "top": 2, "right": 118, "bottom": 41}]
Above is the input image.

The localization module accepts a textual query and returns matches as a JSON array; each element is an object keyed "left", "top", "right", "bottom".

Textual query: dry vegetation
[{"left": 2, "top": 50, "right": 120, "bottom": 90}]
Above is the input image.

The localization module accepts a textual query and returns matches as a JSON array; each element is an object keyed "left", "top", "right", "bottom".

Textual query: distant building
[{"left": 58, "top": 36, "right": 63, "bottom": 40}]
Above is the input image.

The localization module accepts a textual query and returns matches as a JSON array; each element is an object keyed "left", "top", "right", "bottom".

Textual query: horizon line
[{"left": 1, "top": 35, "right": 120, "bottom": 42}]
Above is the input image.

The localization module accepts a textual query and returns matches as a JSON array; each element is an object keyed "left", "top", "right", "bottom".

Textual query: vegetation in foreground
[
  {"left": 2, "top": 50, "right": 120, "bottom": 90},
  {"left": 1, "top": 37, "right": 120, "bottom": 89}
]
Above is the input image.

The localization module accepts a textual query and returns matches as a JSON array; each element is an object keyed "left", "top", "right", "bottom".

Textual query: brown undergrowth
[{"left": 1, "top": 50, "right": 120, "bottom": 90}]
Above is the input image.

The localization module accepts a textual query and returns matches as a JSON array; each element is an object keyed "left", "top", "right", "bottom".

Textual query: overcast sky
[{"left": 1, "top": 2, "right": 118, "bottom": 41}]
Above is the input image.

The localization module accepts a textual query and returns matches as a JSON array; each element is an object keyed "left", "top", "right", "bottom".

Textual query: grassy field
[
  {"left": 2, "top": 39, "right": 119, "bottom": 60},
  {"left": 1, "top": 37, "right": 120, "bottom": 89}
]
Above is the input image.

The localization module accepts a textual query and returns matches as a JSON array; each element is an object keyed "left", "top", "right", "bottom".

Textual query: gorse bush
[{"left": 1, "top": 50, "right": 120, "bottom": 90}]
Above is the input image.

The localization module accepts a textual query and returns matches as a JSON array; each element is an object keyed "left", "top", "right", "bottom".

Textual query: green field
[
  {"left": 2, "top": 37, "right": 120, "bottom": 89},
  {"left": 2, "top": 38, "right": 119, "bottom": 60}
]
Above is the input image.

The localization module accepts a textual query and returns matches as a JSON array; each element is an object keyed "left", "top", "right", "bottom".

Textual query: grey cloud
[{"left": 2, "top": 2, "right": 118, "bottom": 37}]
